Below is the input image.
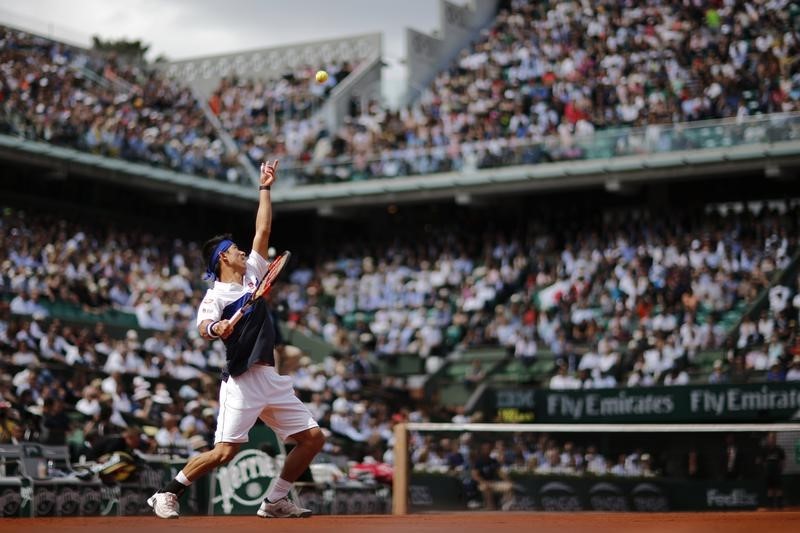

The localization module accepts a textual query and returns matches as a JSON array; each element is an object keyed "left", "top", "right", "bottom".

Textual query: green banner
[
  {"left": 488, "top": 382, "right": 800, "bottom": 423},
  {"left": 409, "top": 473, "right": 775, "bottom": 511},
  {"left": 209, "top": 424, "right": 283, "bottom": 515}
]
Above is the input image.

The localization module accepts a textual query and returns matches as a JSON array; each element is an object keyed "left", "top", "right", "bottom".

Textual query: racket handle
[{"left": 228, "top": 309, "right": 244, "bottom": 328}]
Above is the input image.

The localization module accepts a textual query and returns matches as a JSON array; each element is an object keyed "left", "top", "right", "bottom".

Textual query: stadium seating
[
  {"left": 0, "top": 26, "right": 242, "bottom": 181},
  {"left": 276, "top": 0, "right": 800, "bottom": 184},
  {"left": 5, "top": 0, "right": 799, "bottom": 186}
]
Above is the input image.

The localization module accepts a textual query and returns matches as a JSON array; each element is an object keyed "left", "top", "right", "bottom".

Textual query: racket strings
[{"left": 253, "top": 252, "right": 289, "bottom": 298}]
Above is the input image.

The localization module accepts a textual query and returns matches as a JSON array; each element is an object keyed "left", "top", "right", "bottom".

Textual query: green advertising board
[
  {"left": 488, "top": 382, "right": 800, "bottom": 423},
  {"left": 409, "top": 473, "right": 782, "bottom": 512},
  {"left": 209, "top": 424, "right": 284, "bottom": 515}
]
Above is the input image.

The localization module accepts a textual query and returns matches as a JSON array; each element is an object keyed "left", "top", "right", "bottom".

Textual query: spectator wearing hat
[
  {"left": 640, "top": 454, "right": 657, "bottom": 478},
  {"left": 151, "top": 384, "right": 173, "bottom": 406},
  {"left": 188, "top": 434, "right": 211, "bottom": 457},
  {"left": 76, "top": 386, "right": 102, "bottom": 417},
  {"left": 708, "top": 360, "right": 728, "bottom": 384}
]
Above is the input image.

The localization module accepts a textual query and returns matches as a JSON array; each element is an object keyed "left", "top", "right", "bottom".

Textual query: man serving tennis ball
[{"left": 148, "top": 160, "right": 323, "bottom": 519}]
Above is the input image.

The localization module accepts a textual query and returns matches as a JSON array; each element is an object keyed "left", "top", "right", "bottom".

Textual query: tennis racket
[{"left": 227, "top": 250, "right": 291, "bottom": 328}]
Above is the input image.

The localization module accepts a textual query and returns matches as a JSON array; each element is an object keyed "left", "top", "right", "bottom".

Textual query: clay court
[{"left": 1, "top": 512, "right": 798, "bottom": 533}]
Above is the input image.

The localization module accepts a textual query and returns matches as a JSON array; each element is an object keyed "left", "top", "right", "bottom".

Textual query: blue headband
[{"left": 205, "top": 239, "right": 234, "bottom": 281}]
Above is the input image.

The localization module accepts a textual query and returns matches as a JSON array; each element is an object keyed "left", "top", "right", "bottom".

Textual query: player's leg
[
  {"left": 275, "top": 427, "right": 326, "bottom": 481},
  {"left": 148, "top": 442, "right": 241, "bottom": 518},
  {"left": 178, "top": 441, "right": 242, "bottom": 481},
  {"left": 148, "top": 376, "right": 261, "bottom": 519},
  {"left": 256, "top": 426, "right": 324, "bottom": 518},
  {"left": 256, "top": 367, "right": 324, "bottom": 518}
]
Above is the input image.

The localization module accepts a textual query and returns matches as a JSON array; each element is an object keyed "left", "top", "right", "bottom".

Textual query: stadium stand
[
  {"left": 1, "top": 0, "right": 800, "bottom": 517},
  {"left": 2, "top": 198, "right": 798, "bottom": 472},
  {"left": 0, "top": 25, "right": 250, "bottom": 182},
  {"left": 208, "top": 62, "right": 356, "bottom": 171},
  {"left": 271, "top": 0, "right": 800, "bottom": 184}
]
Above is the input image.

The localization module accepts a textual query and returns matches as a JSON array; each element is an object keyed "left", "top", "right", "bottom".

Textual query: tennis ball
[{"left": 315, "top": 70, "right": 329, "bottom": 83}]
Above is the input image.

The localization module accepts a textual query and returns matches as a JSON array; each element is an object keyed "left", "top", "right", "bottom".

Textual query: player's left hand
[{"left": 260, "top": 159, "right": 279, "bottom": 188}]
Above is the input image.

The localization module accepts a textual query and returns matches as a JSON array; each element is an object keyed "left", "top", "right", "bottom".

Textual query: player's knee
[
  {"left": 308, "top": 427, "right": 325, "bottom": 452},
  {"left": 215, "top": 445, "right": 239, "bottom": 464}
]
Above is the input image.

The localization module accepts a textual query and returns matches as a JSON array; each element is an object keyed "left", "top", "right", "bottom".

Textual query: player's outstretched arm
[{"left": 252, "top": 159, "right": 279, "bottom": 258}]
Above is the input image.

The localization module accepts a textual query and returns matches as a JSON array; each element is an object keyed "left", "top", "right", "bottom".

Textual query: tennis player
[{"left": 148, "top": 160, "right": 323, "bottom": 519}]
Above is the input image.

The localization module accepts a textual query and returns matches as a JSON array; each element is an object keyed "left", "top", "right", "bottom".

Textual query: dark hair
[{"left": 202, "top": 233, "right": 234, "bottom": 278}]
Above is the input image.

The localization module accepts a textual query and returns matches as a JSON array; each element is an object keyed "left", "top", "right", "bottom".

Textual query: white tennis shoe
[
  {"left": 147, "top": 491, "right": 180, "bottom": 519},
  {"left": 257, "top": 497, "right": 312, "bottom": 518}
]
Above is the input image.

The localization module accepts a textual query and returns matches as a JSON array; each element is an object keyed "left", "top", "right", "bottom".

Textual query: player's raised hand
[{"left": 260, "top": 159, "right": 279, "bottom": 188}]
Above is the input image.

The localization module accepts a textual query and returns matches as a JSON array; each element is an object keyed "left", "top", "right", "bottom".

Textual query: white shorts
[{"left": 214, "top": 364, "right": 318, "bottom": 444}]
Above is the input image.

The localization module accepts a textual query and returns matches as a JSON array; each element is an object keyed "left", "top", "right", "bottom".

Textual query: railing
[
  {"left": 193, "top": 89, "right": 259, "bottom": 184},
  {"left": 273, "top": 112, "right": 800, "bottom": 189}
]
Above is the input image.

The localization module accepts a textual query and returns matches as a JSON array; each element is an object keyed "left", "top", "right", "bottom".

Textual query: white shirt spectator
[
  {"left": 664, "top": 369, "right": 689, "bottom": 386},
  {"left": 745, "top": 348, "right": 770, "bottom": 371},
  {"left": 578, "top": 351, "right": 601, "bottom": 371},
  {"left": 75, "top": 397, "right": 101, "bottom": 417},
  {"left": 550, "top": 371, "right": 581, "bottom": 390}
]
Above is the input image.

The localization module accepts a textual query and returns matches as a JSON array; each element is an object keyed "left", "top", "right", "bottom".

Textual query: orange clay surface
[{"left": 1, "top": 512, "right": 799, "bottom": 533}]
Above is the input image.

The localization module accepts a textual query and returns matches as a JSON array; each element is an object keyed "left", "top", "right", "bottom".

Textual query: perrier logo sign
[{"left": 213, "top": 449, "right": 279, "bottom": 514}]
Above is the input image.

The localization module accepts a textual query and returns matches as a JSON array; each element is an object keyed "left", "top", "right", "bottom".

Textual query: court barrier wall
[{"left": 408, "top": 473, "right": 800, "bottom": 512}]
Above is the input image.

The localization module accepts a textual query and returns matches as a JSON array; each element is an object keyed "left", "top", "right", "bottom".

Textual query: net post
[{"left": 392, "top": 422, "right": 408, "bottom": 515}]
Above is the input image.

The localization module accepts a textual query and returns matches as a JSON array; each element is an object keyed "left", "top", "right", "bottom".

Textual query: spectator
[
  {"left": 40, "top": 397, "right": 70, "bottom": 445},
  {"left": 708, "top": 360, "right": 729, "bottom": 385},
  {"left": 464, "top": 359, "right": 486, "bottom": 388},
  {"left": 471, "top": 442, "right": 514, "bottom": 511},
  {"left": 0, "top": 401, "right": 19, "bottom": 443},
  {"left": 721, "top": 434, "right": 744, "bottom": 481},
  {"left": 0, "top": 26, "right": 243, "bottom": 181},
  {"left": 766, "top": 362, "right": 786, "bottom": 382},
  {"left": 728, "top": 356, "right": 751, "bottom": 384},
  {"left": 75, "top": 386, "right": 101, "bottom": 417},
  {"left": 786, "top": 356, "right": 800, "bottom": 381},
  {"left": 758, "top": 432, "right": 786, "bottom": 509},
  {"left": 663, "top": 365, "right": 690, "bottom": 386},
  {"left": 549, "top": 363, "right": 580, "bottom": 390},
  {"left": 89, "top": 425, "right": 154, "bottom": 460},
  {"left": 154, "top": 413, "right": 190, "bottom": 455}
]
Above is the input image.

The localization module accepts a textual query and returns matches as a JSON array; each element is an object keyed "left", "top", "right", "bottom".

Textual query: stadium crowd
[
  {"left": 0, "top": 208, "right": 482, "bottom": 476},
  {"left": 1, "top": 198, "right": 799, "bottom": 467},
  {"left": 283, "top": 0, "right": 800, "bottom": 183},
  {"left": 208, "top": 62, "right": 355, "bottom": 170},
  {"left": 4, "top": 0, "right": 800, "bottom": 187},
  {"left": 411, "top": 432, "right": 657, "bottom": 477},
  {"left": 0, "top": 26, "right": 242, "bottom": 181},
  {"left": 279, "top": 203, "right": 800, "bottom": 389}
]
